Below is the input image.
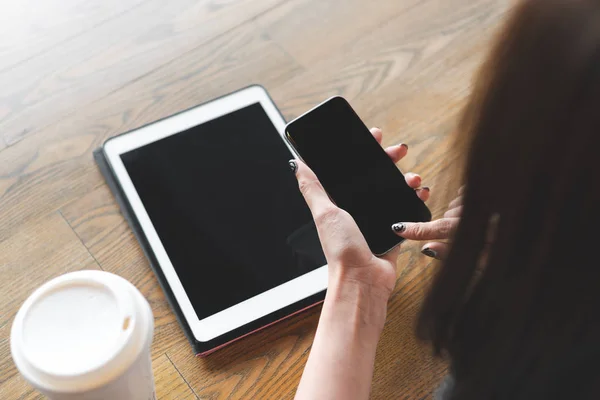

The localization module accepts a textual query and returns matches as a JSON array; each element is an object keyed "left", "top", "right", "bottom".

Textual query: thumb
[
  {"left": 289, "top": 159, "right": 335, "bottom": 219},
  {"left": 391, "top": 219, "right": 458, "bottom": 241}
]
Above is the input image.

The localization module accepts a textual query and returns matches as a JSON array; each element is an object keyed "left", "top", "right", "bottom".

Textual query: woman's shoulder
[
  {"left": 436, "top": 341, "right": 600, "bottom": 400},
  {"left": 529, "top": 341, "right": 600, "bottom": 400}
]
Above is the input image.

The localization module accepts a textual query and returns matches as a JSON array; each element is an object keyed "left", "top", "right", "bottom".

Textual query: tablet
[{"left": 102, "top": 86, "right": 327, "bottom": 352}]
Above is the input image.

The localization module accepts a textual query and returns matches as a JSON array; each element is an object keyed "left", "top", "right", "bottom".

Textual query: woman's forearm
[{"left": 295, "top": 269, "right": 389, "bottom": 400}]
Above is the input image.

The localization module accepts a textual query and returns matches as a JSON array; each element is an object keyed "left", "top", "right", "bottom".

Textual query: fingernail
[
  {"left": 422, "top": 248, "right": 438, "bottom": 259},
  {"left": 288, "top": 159, "right": 297, "bottom": 173},
  {"left": 420, "top": 186, "right": 430, "bottom": 192},
  {"left": 392, "top": 223, "right": 406, "bottom": 233},
  {"left": 400, "top": 143, "right": 408, "bottom": 149}
]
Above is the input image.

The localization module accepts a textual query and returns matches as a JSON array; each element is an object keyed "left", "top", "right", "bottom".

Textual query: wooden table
[{"left": 0, "top": 0, "right": 509, "bottom": 398}]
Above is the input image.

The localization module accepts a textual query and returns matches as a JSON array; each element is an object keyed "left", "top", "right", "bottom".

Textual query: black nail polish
[
  {"left": 288, "top": 159, "right": 297, "bottom": 173},
  {"left": 400, "top": 143, "right": 408, "bottom": 149},
  {"left": 392, "top": 223, "right": 406, "bottom": 233},
  {"left": 422, "top": 248, "right": 438, "bottom": 258}
]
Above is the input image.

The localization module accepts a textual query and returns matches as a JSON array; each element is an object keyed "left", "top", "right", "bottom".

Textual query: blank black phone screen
[
  {"left": 286, "top": 97, "right": 431, "bottom": 255},
  {"left": 120, "top": 103, "right": 326, "bottom": 322}
]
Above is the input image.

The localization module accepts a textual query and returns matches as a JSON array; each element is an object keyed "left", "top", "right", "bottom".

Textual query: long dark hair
[{"left": 418, "top": 0, "right": 600, "bottom": 398}]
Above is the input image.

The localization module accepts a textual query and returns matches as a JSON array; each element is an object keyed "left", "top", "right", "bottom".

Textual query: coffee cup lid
[{"left": 11, "top": 270, "right": 153, "bottom": 393}]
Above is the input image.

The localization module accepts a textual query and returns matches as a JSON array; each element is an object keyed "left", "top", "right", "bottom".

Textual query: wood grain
[
  {"left": 0, "top": 0, "right": 147, "bottom": 72},
  {"left": 256, "top": 0, "right": 425, "bottom": 67},
  {"left": 154, "top": 355, "right": 197, "bottom": 399},
  {"left": 166, "top": 307, "right": 321, "bottom": 399},
  {"left": 0, "top": 0, "right": 284, "bottom": 146},
  {"left": 0, "top": 0, "right": 511, "bottom": 398}
]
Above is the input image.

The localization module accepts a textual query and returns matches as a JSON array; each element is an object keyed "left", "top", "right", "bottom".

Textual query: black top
[{"left": 435, "top": 342, "right": 600, "bottom": 399}]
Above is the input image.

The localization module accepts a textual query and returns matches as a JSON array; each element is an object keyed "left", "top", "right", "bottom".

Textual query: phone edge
[{"left": 284, "top": 95, "right": 346, "bottom": 133}]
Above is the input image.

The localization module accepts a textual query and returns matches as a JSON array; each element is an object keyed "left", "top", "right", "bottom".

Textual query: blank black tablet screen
[{"left": 120, "top": 103, "right": 326, "bottom": 321}]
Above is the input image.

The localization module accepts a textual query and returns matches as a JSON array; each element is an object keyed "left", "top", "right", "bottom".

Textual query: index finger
[
  {"left": 392, "top": 219, "right": 459, "bottom": 241},
  {"left": 289, "top": 159, "right": 336, "bottom": 218}
]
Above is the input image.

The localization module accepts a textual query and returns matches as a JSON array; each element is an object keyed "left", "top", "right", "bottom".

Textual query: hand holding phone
[{"left": 285, "top": 96, "right": 431, "bottom": 255}]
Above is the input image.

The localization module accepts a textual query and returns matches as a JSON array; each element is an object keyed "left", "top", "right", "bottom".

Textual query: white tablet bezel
[{"left": 103, "top": 86, "right": 328, "bottom": 342}]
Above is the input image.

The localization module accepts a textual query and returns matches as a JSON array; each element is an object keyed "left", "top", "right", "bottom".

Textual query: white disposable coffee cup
[{"left": 11, "top": 270, "right": 156, "bottom": 400}]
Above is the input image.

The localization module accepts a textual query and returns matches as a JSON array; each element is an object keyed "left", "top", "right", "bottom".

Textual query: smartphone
[{"left": 285, "top": 96, "right": 431, "bottom": 255}]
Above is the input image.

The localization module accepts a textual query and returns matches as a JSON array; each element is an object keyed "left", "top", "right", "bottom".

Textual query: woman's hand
[
  {"left": 293, "top": 127, "right": 430, "bottom": 400},
  {"left": 370, "top": 127, "right": 431, "bottom": 204},
  {"left": 291, "top": 127, "right": 430, "bottom": 300},
  {"left": 392, "top": 187, "right": 464, "bottom": 259}
]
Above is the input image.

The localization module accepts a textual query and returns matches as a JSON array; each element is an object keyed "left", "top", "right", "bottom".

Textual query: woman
[{"left": 292, "top": 0, "right": 600, "bottom": 398}]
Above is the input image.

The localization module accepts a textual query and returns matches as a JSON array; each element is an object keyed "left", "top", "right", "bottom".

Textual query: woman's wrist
[
  {"left": 326, "top": 267, "right": 391, "bottom": 332},
  {"left": 296, "top": 265, "right": 390, "bottom": 400},
  {"left": 329, "top": 262, "right": 395, "bottom": 304}
]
